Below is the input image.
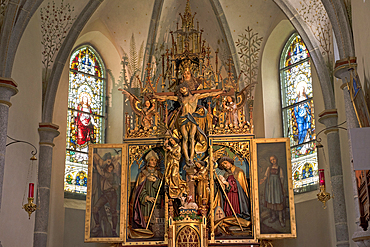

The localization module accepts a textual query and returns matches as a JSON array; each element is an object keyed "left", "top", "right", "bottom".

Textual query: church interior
[{"left": 1, "top": 0, "right": 370, "bottom": 246}]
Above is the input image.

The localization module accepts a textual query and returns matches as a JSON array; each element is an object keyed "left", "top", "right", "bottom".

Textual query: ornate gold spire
[{"left": 179, "top": 0, "right": 195, "bottom": 30}]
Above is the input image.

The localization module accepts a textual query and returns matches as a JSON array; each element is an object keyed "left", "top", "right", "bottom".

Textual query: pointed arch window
[
  {"left": 280, "top": 33, "right": 318, "bottom": 193},
  {"left": 64, "top": 45, "right": 106, "bottom": 195}
]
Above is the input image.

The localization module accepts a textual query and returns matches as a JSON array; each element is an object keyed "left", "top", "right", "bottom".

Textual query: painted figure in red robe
[
  {"left": 217, "top": 156, "right": 250, "bottom": 220},
  {"left": 76, "top": 92, "right": 97, "bottom": 146}
]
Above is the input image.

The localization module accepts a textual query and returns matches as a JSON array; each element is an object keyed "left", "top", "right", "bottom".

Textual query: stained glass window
[
  {"left": 64, "top": 45, "right": 106, "bottom": 195},
  {"left": 280, "top": 34, "right": 318, "bottom": 194}
]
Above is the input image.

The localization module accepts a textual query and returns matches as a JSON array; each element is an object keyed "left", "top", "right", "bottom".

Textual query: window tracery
[
  {"left": 64, "top": 45, "right": 106, "bottom": 195},
  {"left": 280, "top": 34, "right": 318, "bottom": 193}
]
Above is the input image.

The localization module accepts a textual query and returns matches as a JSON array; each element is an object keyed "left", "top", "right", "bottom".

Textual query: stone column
[
  {"left": 0, "top": 77, "right": 18, "bottom": 211},
  {"left": 334, "top": 58, "right": 370, "bottom": 246},
  {"left": 318, "top": 110, "right": 349, "bottom": 247},
  {"left": 33, "top": 123, "right": 59, "bottom": 247},
  {"left": 0, "top": 78, "right": 17, "bottom": 247}
]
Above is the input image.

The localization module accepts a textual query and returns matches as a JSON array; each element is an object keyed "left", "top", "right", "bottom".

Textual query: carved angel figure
[
  {"left": 221, "top": 83, "right": 255, "bottom": 127},
  {"left": 222, "top": 96, "right": 239, "bottom": 127},
  {"left": 119, "top": 89, "right": 156, "bottom": 129}
]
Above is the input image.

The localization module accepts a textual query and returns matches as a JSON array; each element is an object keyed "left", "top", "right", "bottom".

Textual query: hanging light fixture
[
  {"left": 317, "top": 168, "right": 331, "bottom": 209},
  {"left": 6, "top": 135, "right": 39, "bottom": 219},
  {"left": 22, "top": 154, "right": 38, "bottom": 219},
  {"left": 316, "top": 139, "right": 331, "bottom": 208},
  {"left": 314, "top": 121, "right": 347, "bottom": 208}
]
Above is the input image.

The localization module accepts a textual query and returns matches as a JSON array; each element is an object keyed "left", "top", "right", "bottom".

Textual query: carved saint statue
[
  {"left": 190, "top": 160, "right": 210, "bottom": 206},
  {"left": 180, "top": 67, "right": 203, "bottom": 91},
  {"left": 164, "top": 137, "right": 188, "bottom": 198}
]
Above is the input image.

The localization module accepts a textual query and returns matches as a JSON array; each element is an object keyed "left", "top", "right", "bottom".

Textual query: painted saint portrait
[
  {"left": 253, "top": 138, "right": 296, "bottom": 238},
  {"left": 86, "top": 146, "right": 122, "bottom": 240},
  {"left": 127, "top": 147, "right": 166, "bottom": 241},
  {"left": 211, "top": 145, "right": 253, "bottom": 239}
]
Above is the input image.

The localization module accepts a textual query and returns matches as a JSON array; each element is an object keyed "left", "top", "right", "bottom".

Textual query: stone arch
[
  {"left": 271, "top": 2, "right": 350, "bottom": 246},
  {"left": 273, "top": 0, "right": 335, "bottom": 110},
  {"left": 0, "top": 0, "right": 44, "bottom": 77},
  {"left": 42, "top": 0, "right": 104, "bottom": 123},
  {"left": 321, "top": 0, "right": 354, "bottom": 59}
]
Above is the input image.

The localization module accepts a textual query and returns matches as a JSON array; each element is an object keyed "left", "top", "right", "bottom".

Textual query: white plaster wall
[
  {"left": 0, "top": 12, "right": 42, "bottom": 247},
  {"left": 260, "top": 18, "right": 339, "bottom": 246},
  {"left": 253, "top": 11, "right": 289, "bottom": 138},
  {"left": 352, "top": 0, "right": 370, "bottom": 106},
  {"left": 0, "top": 1, "right": 358, "bottom": 247},
  {"left": 274, "top": 198, "right": 332, "bottom": 247},
  {"left": 338, "top": 1, "right": 368, "bottom": 245},
  {"left": 49, "top": 16, "right": 123, "bottom": 247},
  {"left": 63, "top": 207, "right": 109, "bottom": 247},
  {"left": 219, "top": 0, "right": 286, "bottom": 54},
  {"left": 87, "top": 0, "right": 155, "bottom": 60},
  {"left": 260, "top": 20, "right": 293, "bottom": 139}
]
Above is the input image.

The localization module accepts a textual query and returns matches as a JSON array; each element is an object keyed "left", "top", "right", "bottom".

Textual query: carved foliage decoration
[
  {"left": 297, "top": 0, "right": 332, "bottom": 56},
  {"left": 0, "top": 0, "right": 8, "bottom": 32},
  {"left": 40, "top": 0, "right": 76, "bottom": 101},
  {"left": 297, "top": 0, "right": 333, "bottom": 80},
  {"left": 236, "top": 26, "right": 263, "bottom": 87},
  {"left": 120, "top": 34, "right": 144, "bottom": 89},
  {"left": 217, "top": 141, "right": 250, "bottom": 163},
  {"left": 129, "top": 144, "right": 155, "bottom": 168}
]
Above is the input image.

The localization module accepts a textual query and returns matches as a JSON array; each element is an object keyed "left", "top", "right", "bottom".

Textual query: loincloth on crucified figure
[{"left": 177, "top": 106, "right": 208, "bottom": 166}]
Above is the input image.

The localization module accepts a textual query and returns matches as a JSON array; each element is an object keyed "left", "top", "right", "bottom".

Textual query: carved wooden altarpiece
[{"left": 85, "top": 1, "right": 296, "bottom": 246}]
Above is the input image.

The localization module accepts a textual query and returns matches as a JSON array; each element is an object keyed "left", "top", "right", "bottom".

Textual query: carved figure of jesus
[{"left": 154, "top": 84, "right": 223, "bottom": 166}]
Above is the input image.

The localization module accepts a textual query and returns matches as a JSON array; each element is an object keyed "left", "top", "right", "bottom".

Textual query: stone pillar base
[{"left": 353, "top": 227, "right": 370, "bottom": 247}]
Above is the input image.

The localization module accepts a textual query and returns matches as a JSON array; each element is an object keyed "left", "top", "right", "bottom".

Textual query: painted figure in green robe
[{"left": 129, "top": 150, "right": 163, "bottom": 238}]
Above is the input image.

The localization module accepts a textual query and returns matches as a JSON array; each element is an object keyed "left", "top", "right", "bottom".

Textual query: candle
[
  {"left": 28, "top": 183, "right": 34, "bottom": 198},
  {"left": 319, "top": 169, "right": 325, "bottom": 186}
]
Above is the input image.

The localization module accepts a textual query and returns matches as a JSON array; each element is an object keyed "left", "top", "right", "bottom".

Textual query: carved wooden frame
[
  {"left": 252, "top": 138, "right": 297, "bottom": 239},
  {"left": 209, "top": 135, "right": 258, "bottom": 245},
  {"left": 85, "top": 144, "right": 126, "bottom": 243}
]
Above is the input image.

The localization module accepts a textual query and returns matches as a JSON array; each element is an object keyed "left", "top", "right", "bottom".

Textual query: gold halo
[{"left": 79, "top": 92, "right": 91, "bottom": 105}]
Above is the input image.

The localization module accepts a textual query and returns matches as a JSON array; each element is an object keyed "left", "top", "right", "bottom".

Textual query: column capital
[
  {"left": 38, "top": 123, "right": 60, "bottom": 147},
  {"left": 318, "top": 109, "right": 338, "bottom": 122},
  {"left": 318, "top": 109, "right": 339, "bottom": 133},
  {"left": 0, "top": 77, "right": 18, "bottom": 107},
  {"left": 334, "top": 57, "right": 357, "bottom": 87}
]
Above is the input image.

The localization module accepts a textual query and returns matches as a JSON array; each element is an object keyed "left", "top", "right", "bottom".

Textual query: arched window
[
  {"left": 64, "top": 45, "right": 106, "bottom": 195},
  {"left": 280, "top": 33, "right": 318, "bottom": 194}
]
